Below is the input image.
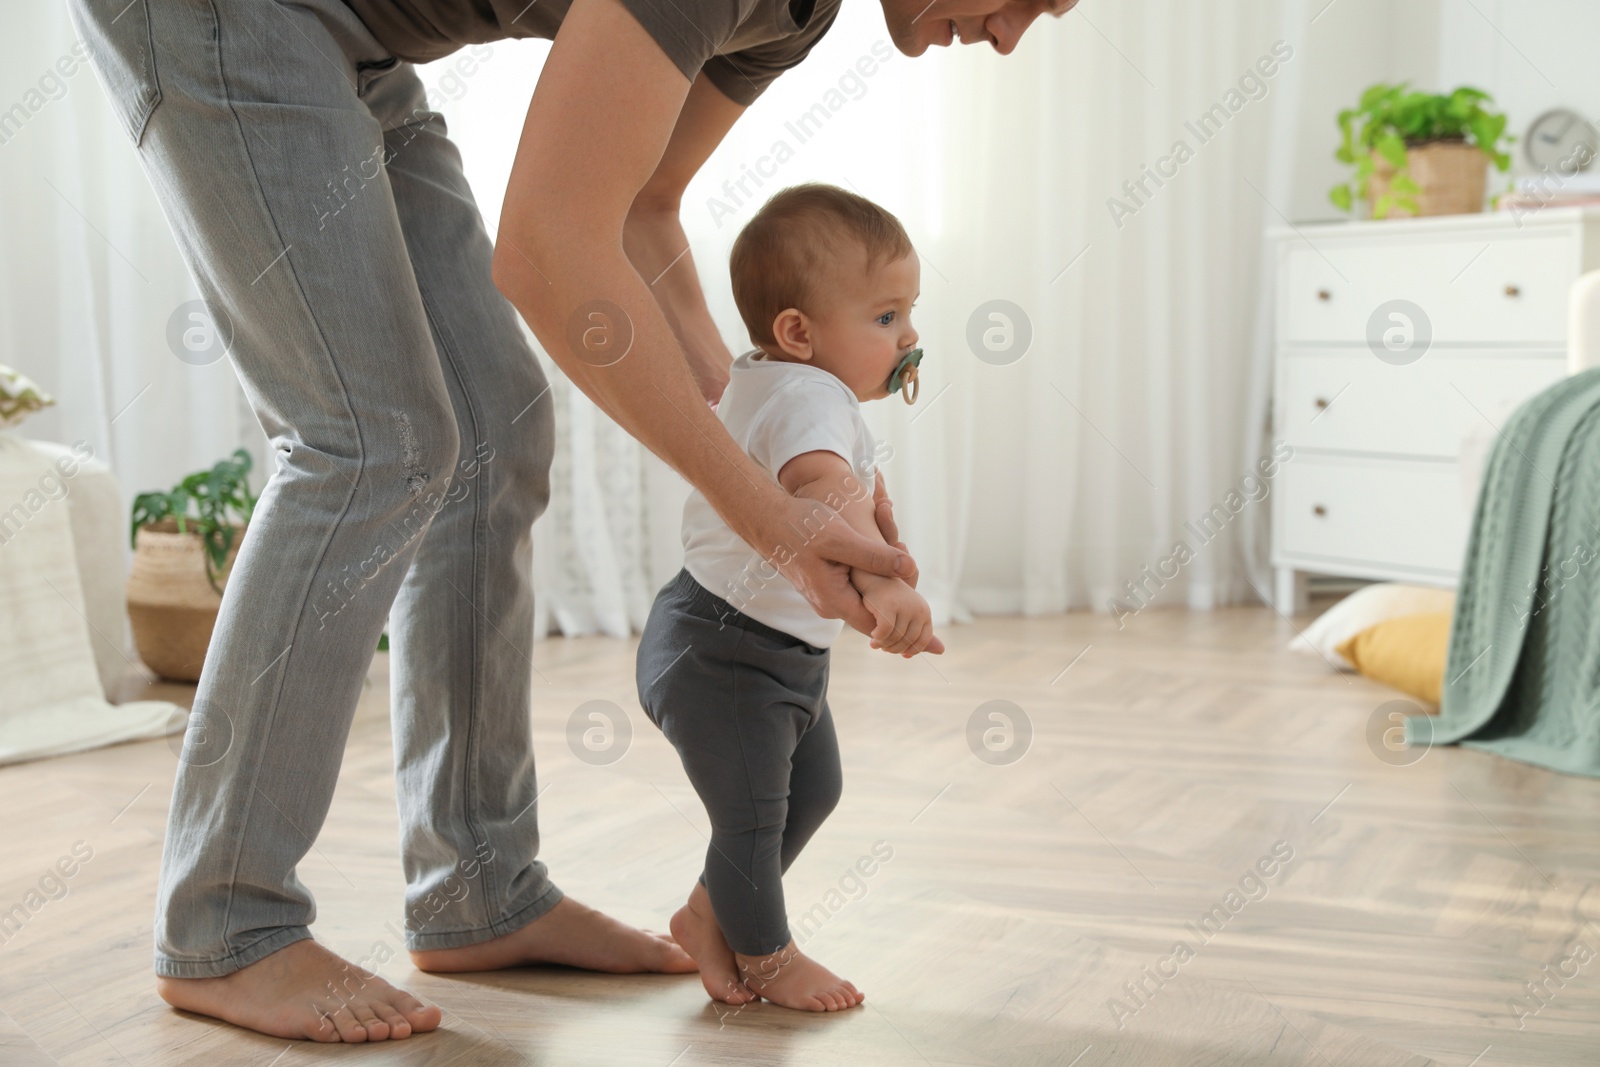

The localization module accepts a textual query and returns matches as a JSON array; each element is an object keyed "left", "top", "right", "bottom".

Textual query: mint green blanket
[{"left": 1408, "top": 367, "right": 1600, "bottom": 776}]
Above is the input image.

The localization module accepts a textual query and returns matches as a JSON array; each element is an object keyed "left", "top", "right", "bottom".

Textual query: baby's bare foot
[
  {"left": 670, "top": 883, "right": 755, "bottom": 1005},
  {"left": 736, "top": 940, "right": 864, "bottom": 1012},
  {"left": 155, "top": 937, "right": 441, "bottom": 1042},
  {"left": 409, "top": 896, "right": 696, "bottom": 974}
]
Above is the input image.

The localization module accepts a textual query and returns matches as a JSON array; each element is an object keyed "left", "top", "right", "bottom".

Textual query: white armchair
[
  {"left": 1569, "top": 269, "right": 1600, "bottom": 374},
  {"left": 0, "top": 434, "right": 181, "bottom": 764}
]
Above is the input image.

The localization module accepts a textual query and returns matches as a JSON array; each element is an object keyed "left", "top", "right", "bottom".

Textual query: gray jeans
[{"left": 65, "top": 0, "right": 561, "bottom": 977}]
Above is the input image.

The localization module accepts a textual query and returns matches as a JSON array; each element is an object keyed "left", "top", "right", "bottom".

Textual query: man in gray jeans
[{"left": 66, "top": 0, "right": 1070, "bottom": 1043}]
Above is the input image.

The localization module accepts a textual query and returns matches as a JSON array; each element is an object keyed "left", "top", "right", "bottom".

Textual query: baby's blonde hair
[{"left": 730, "top": 183, "right": 913, "bottom": 348}]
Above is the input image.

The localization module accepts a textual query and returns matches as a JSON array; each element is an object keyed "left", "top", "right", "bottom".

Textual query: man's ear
[{"left": 771, "top": 308, "right": 814, "bottom": 361}]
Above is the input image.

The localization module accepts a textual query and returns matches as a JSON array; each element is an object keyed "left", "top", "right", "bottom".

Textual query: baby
[{"left": 635, "top": 183, "right": 941, "bottom": 1013}]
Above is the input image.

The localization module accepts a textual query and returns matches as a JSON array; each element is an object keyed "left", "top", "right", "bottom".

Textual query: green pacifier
[{"left": 887, "top": 347, "right": 923, "bottom": 404}]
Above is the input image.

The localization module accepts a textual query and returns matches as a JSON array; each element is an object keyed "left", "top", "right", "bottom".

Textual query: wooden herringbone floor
[{"left": 1, "top": 602, "right": 1596, "bottom": 1066}]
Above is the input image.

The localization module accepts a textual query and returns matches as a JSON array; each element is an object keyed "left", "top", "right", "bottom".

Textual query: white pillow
[{"left": 1289, "top": 582, "right": 1456, "bottom": 670}]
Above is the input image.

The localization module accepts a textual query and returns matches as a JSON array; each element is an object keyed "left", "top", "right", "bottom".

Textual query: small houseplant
[
  {"left": 127, "top": 449, "right": 256, "bottom": 681},
  {"left": 1329, "top": 83, "right": 1512, "bottom": 219}
]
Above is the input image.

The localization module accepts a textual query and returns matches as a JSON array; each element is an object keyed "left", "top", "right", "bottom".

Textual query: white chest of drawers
[{"left": 1269, "top": 207, "right": 1600, "bottom": 615}]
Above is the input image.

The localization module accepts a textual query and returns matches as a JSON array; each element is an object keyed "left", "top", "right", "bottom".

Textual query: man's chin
[{"left": 884, "top": 19, "right": 931, "bottom": 57}]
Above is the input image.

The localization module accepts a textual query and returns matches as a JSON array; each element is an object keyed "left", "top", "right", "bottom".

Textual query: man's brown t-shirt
[{"left": 341, "top": 0, "right": 842, "bottom": 105}]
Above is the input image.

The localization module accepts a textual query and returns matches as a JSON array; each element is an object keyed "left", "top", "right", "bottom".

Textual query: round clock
[{"left": 1524, "top": 108, "right": 1600, "bottom": 174}]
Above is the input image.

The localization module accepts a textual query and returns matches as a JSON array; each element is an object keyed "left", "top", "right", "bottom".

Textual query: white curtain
[
  {"left": 908, "top": 0, "right": 1313, "bottom": 616},
  {"left": 0, "top": 5, "right": 264, "bottom": 561},
  {"left": 4, "top": 0, "right": 1318, "bottom": 639}
]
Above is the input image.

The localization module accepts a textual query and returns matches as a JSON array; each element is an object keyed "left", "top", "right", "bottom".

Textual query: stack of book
[{"left": 1497, "top": 171, "right": 1600, "bottom": 213}]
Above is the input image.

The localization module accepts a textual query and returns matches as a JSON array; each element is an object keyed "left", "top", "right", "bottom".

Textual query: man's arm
[
  {"left": 492, "top": 0, "right": 914, "bottom": 635},
  {"left": 623, "top": 74, "right": 743, "bottom": 406},
  {"left": 779, "top": 450, "right": 943, "bottom": 656}
]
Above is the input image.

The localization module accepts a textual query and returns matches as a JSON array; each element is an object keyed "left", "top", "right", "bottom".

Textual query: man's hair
[{"left": 730, "top": 183, "right": 913, "bottom": 348}]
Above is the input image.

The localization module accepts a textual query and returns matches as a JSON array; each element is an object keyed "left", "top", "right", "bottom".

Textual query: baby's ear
[{"left": 770, "top": 308, "right": 813, "bottom": 361}]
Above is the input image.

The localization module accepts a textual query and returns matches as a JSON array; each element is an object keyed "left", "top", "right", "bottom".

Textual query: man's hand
[{"left": 761, "top": 492, "right": 916, "bottom": 638}]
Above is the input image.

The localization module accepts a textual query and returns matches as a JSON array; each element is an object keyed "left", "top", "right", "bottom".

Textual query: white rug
[{"left": 0, "top": 434, "right": 182, "bottom": 766}]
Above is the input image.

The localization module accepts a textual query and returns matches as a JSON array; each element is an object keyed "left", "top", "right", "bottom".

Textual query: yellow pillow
[{"left": 1335, "top": 611, "right": 1452, "bottom": 708}]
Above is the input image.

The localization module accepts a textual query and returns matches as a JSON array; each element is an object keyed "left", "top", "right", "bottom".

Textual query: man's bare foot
[
  {"left": 155, "top": 937, "right": 441, "bottom": 1042},
  {"left": 409, "top": 896, "right": 696, "bottom": 974},
  {"left": 670, "top": 883, "right": 755, "bottom": 1005},
  {"left": 736, "top": 940, "right": 864, "bottom": 1012}
]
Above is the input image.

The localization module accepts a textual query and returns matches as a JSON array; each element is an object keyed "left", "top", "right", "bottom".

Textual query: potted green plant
[
  {"left": 1329, "top": 83, "right": 1512, "bottom": 219},
  {"left": 126, "top": 448, "right": 257, "bottom": 681}
]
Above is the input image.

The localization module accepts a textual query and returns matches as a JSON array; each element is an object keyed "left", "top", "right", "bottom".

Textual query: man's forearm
[
  {"left": 623, "top": 202, "right": 733, "bottom": 399},
  {"left": 494, "top": 224, "right": 783, "bottom": 548}
]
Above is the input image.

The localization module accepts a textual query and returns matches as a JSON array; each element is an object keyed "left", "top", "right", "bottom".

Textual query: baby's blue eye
[{"left": 877, "top": 311, "right": 895, "bottom": 326}]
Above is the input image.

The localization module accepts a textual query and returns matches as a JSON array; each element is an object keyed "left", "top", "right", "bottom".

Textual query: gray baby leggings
[{"left": 636, "top": 567, "right": 843, "bottom": 957}]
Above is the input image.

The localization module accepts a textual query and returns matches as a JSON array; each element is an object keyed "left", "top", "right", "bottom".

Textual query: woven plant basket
[
  {"left": 126, "top": 520, "right": 244, "bottom": 682},
  {"left": 1368, "top": 139, "right": 1488, "bottom": 218}
]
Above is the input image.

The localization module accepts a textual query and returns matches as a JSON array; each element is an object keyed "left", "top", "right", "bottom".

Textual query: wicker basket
[
  {"left": 1368, "top": 140, "right": 1488, "bottom": 218},
  {"left": 126, "top": 521, "right": 244, "bottom": 682}
]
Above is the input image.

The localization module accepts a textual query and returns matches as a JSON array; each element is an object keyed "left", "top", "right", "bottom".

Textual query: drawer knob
[
  {"left": 1505, "top": 284, "right": 1521, "bottom": 298},
  {"left": 1314, "top": 397, "right": 1329, "bottom": 410},
  {"left": 1312, "top": 504, "right": 1328, "bottom": 517},
  {"left": 1316, "top": 289, "right": 1331, "bottom": 302}
]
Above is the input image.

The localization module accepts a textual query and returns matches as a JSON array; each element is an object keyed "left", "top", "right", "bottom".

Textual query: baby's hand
[{"left": 857, "top": 579, "right": 942, "bottom": 657}]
